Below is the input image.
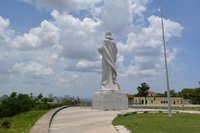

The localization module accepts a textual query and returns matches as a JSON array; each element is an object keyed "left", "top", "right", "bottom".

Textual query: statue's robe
[{"left": 98, "top": 39, "right": 120, "bottom": 91}]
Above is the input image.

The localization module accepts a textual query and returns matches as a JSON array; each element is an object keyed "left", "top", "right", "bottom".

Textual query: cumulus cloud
[
  {"left": 37, "top": 53, "right": 62, "bottom": 65},
  {"left": 0, "top": 16, "right": 18, "bottom": 82},
  {"left": 0, "top": 16, "right": 9, "bottom": 29},
  {"left": 118, "top": 15, "right": 183, "bottom": 78},
  {"left": 12, "top": 61, "right": 53, "bottom": 76},
  {"left": 130, "top": 0, "right": 148, "bottom": 23},
  {"left": 51, "top": 10, "right": 102, "bottom": 61},
  {"left": 13, "top": 1, "right": 183, "bottom": 78},
  {"left": 0, "top": 16, "right": 14, "bottom": 46},
  {"left": 20, "top": 0, "right": 101, "bottom": 12},
  {"left": 145, "top": 15, "right": 183, "bottom": 41},
  {"left": 101, "top": 0, "right": 132, "bottom": 34},
  {"left": 12, "top": 20, "right": 60, "bottom": 50},
  {"left": 101, "top": 0, "right": 148, "bottom": 35},
  {"left": 64, "top": 59, "right": 101, "bottom": 72},
  {"left": 0, "top": 0, "right": 185, "bottom": 96},
  {"left": 57, "top": 72, "right": 79, "bottom": 84}
]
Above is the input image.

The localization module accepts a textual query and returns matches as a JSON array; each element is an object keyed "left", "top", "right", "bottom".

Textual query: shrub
[{"left": 0, "top": 92, "right": 35, "bottom": 117}]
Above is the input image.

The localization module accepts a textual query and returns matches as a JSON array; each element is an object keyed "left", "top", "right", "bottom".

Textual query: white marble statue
[{"left": 98, "top": 32, "right": 120, "bottom": 92}]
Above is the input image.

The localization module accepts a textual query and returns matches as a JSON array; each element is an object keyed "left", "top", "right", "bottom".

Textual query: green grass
[
  {"left": 113, "top": 113, "right": 200, "bottom": 133},
  {"left": 0, "top": 110, "right": 48, "bottom": 133},
  {"left": 131, "top": 106, "right": 200, "bottom": 111}
]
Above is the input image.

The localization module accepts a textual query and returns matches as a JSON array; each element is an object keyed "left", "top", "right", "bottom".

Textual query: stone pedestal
[{"left": 92, "top": 91, "right": 128, "bottom": 110}]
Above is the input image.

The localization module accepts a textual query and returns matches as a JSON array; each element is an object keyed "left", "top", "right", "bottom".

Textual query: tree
[
  {"left": 156, "top": 93, "right": 165, "bottom": 97},
  {"left": 10, "top": 92, "right": 17, "bottom": 98},
  {"left": 193, "top": 88, "right": 200, "bottom": 104},
  {"left": 180, "top": 88, "right": 200, "bottom": 104},
  {"left": 180, "top": 88, "right": 193, "bottom": 99},
  {"left": 0, "top": 92, "right": 35, "bottom": 117},
  {"left": 35, "top": 93, "right": 43, "bottom": 104},
  {"left": 37, "top": 93, "right": 43, "bottom": 100},
  {"left": 137, "top": 82, "right": 150, "bottom": 105},
  {"left": 164, "top": 89, "right": 177, "bottom": 97}
]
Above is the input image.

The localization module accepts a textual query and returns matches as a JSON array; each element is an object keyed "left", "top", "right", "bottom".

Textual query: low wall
[{"left": 29, "top": 106, "right": 68, "bottom": 133}]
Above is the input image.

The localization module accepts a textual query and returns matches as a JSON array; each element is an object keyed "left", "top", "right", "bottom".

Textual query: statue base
[{"left": 92, "top": 90, "right": 128, "bottom": 110}]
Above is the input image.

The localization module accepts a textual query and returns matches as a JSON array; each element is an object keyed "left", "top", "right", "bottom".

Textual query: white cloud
[
  {"left": 37, "top": 53, "right": 62, "bottom": 65},
  {"left": 20, "top": 0, "right": 101, "bottom": 12},
  {"left": 145, "top": 15, "right": 183, "bottom": 41},
  {"left": 0, "top": 16, "right": 9, "bottom": 32},
  {"left": 130, "top": 0, "right": 148, "bottom": 23},
  {"left": 118, "top": 15, "right": 183, "bottom": 79},
  {"left": 0, "top": 16, "right": 14, "bottom": 46},
  {"left": 12, "top": 61, "right": 53, "bottom": 76},
  {"left": 58, "top": 72, "right": 79, "bottom": 84},
  {"left": 101, "top": 0, "right": 148, "bottom": 35},
  {"left": 64, "top": 59, "right": 101, "bottom": 72},
  {"left": 120, "top": 15, "right": 183, "bottom": 52},
  {"left": 76, "top": 60, "right": 99, "bottom": 69},
  {"left": 12, "top": 20, "right": 60, "bottom": 50},
  {"left": 0, "top": 16, "right": 18, "bottom": 81},
  {"left": 101, "top": 0, "right": 132, "bottom": 34},
  {"left": 51, "top": 10, "right": 102, "bottom": 61},
  {"left": 0, "top": 0, "right": 185, "bottom": 97}
]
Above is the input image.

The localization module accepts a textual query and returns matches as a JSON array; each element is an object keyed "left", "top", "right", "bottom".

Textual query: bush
[
  {"left": 0, "top": 92, "right": 80, "bottom": 117},
  {"left": 0, "top": 92, "right": 35, "bottom": 117}
]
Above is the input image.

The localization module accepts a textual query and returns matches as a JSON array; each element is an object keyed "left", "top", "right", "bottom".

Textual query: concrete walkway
[
  {"left": 49, "top": 107, "right": 200, "bottom": 133},
  {"left": 50, "top": 107, "right": 121, "bottom": 133},
  {"left": 30, "top": 106, "right": 68, "bottom": 133}
]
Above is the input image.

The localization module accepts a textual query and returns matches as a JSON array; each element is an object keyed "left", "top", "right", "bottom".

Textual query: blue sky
[
  {"left": 0, "top": 0, "right": 199, "bottom": 98},
  {"left": 164, "top": 0, "right": 200, "bottom": 89}
]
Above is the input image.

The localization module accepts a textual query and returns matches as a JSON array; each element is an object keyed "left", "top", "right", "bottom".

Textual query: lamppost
[{"left": 160, "top": 0, "right": 172, "bottom": 117}]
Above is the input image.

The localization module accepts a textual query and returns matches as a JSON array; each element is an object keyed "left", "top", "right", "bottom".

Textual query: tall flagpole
[{"left": 160, "top": 0, "right": 172, "bottom": 117}]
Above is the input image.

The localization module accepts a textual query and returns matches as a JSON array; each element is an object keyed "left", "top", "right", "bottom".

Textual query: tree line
[
  {"left": 135, "top": 82, "right": 200, "bottom": 104},
  {"left": 0, "top": 92, "right": 80, "bottom": 117},
  {"left": 156, "top": 88, "right": 200, "bottom": 104}
]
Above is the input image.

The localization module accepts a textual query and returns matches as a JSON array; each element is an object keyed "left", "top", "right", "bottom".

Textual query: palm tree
[{"left": 137, "top": 82, "right": 150, "bottom": 105}]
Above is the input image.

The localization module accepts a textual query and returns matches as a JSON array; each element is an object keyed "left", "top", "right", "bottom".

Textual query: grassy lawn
[
  {"left": 113, "top": 113, "right": 200, "bottom": 133},
  {"left": 0, "top": 110, "right": 48, "bottom": 133},
  {"left": 131, "top": 106, "right": 200, "bottom": 111}
]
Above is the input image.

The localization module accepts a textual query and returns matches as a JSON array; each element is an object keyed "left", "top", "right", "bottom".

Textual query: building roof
[{"left": 145, "top": 90, "right": 156, "bottom": 94}]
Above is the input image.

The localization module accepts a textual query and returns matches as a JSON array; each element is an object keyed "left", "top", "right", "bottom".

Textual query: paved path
[
  {"left": 49, "top": 107, "right": 200, "bottom": 133},
  {"left": 30, "top": 106, "right": 68, "bottom": 133},
  {"left": 49, "top": 107, "right": 121, "bottom": 133}
]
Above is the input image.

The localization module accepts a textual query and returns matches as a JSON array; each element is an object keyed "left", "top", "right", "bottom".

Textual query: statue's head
[{"left": 105, "top": 32, "right": 113, "bottom": 40}]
